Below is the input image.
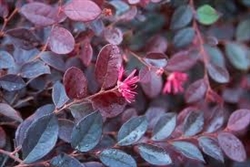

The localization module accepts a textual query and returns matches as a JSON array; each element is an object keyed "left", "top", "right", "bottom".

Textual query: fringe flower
[
  {"left": 163, "top": 72, "right": 188, "bottom": 94},
  {"left": 117, "top": 67, "right": 139, "bottom": 103}
]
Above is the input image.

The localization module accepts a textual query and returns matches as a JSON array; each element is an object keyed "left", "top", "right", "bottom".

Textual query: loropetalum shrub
[{"left": 0, "top": 0, "right": 250, "bottom": 166}]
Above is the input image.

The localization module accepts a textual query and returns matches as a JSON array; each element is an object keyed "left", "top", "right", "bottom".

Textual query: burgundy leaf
[
  {"left": 165, "top": 50, "right": 199, "bottom": 72},
  {"left": 185, "top": 79, "right": 208, "bottom": 103},
  {"left": 207, "top": 63, "right": 230, "bottom": 83},
  {"left": 95, "top": 44, "right": 122, "bottom": 89},
  {"left": 218, "top": 132, "right": 246, "bottom": 162},
  {"left": 49, "top": 26, "right": 75, "bottom": 54},
  {"left": 227, "top": 109, "right": 250, "bottom": 132},
  {"left": 0, "top": 0, "right": 9, "bottom": 18},
  {"left": 0, "top": 103, "right": 23, "bottom": 122},
  {"left": 20, "top": 2, "right": 62, "bottom": 26},
  {"left": 79, "top": 42, "right": 93, "bottom": 67},
  {"left": 104, "top": 27, "right": 123, "bottom": 45},
  {"left": 6, "top": 28, "right": 40, "bottom": 50},
  {"left": 63, "top": 67, "right": 88, "bottom": 99},
  {"left": 92, "top": 92, "right": 126, "bottom": 118},
  {"left": 139, "top": 67, "right": 162, "bottom": 98},
  {"left": 63, "top": 0, "right": 101, "bottom": 22},
  {"left": 146, "top": 35, "right": 168, "bottom": 53}
]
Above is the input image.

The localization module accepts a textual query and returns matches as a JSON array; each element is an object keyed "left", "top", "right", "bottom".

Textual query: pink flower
[
  {"left": 117, "top": 67, "right": 139, "bottom": 103},
  {"left": 163, "top": 72, "right": 188, "bottom": 94}
]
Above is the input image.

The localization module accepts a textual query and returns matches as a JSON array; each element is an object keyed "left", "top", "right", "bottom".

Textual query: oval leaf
[
  {"left": 140, "top": 67, "right": 162, "bottom": 98},
  {"left": 50, "top": 153, "right": 82, "bottom": 167},
  {"left": 20, "top": 60, "right": 51, "bottom": 78},
  {"left": 227, "top": 109, "right": 250, "bottom": 132},
  {"left": 79, "top": 42, "right": 93, "bottom": 67},
  {"left": 170, "top": 5, "right": 193, "bottom": 30},
  {"left": 118, "top": 116, "right": 148, "bottom": 146},
  {"left": 236, "top": 19, "right": 250, "bottom": 42},
  {"left": 49, "top": 26, "right": 75, "bottom": 54},
  {"left": 63, "top": 67, "right": 88, "bottom": 99},
  {"left": 71, "top": 111, "right": 103, "bottom": 152},
  {"left": 173, "top": 27, "right": 195, "bottom": 48},
  {"left": 22, "top": 114, "right": 59, "bottom": 163},
  {"left": 137, "top": 143, "right": 172, "bottom": 165},
  {"left": 225, "top": 42, "right": 249, "bottom": 71},
  {"left": 20, "top": 2, "right": 59, "bottom": 26},
  {"left": 196, "top": 5, "right": 220, "bottom": 25},
  {"left": 152, "top": 113, "right": 177, "bottom": 141},
  {"left": 58, "top": 119, "right": 74, "bottom": 143},
  {"left": 207, "top": 63, "right": 230, "bottom": 83},
  {"left": 99, "top": 149, "right": 136, "bottom": 167},
  {"left": 92, "top": 92, "right": 126, "bottom": 118},
  {"left": 104, "top": 27, "right": 123, "bottom": 45},
  {"left": 183, "top": 111, "right": 204, "bottom": 136},
  {"left": 63, "top": 0, "right": 101, "bottom": 22},
  {"left": 0, "top": 103, "right": 23, "bottom": 122},
  {"left": 198, "top": 136, "right": 224, "bottom": 162},
  {"left": 0, "top": 74, "right": 25, "bottom": 91},
  {"left": 6, "top": 28, "right": 40, "bottom": 50},
  {"left": 218, "top": 132, "right": 246, "bottom": 162},
  {"left": 52, "top": 81, "right": 69, "bottom": 108},
  {"left": 165, "top": 50, "right": 199, "bottom": 72},
  {"left": 95, "top": 44, "right": 122, "bottom": 89},
  {"left": 185, "top": 79, "right": 208, "bottom": 103},
  {"left": 0, "top": 51, "right": 15, "bottom": 69},
  {"left": 172, "top": 141, "right": 205, "bottom": 162},
  {"left": 40, "top": 51, "right": 65, "bottom": 71}
]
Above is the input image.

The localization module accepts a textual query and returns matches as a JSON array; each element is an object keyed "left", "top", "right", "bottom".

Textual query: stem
[
  {"left": 0, "top": 8, "right": 18, "bottom": 37},
  {"left": 54, "top": 86, "right": 118, "bottom": 114},
  {"left": 0, "top": 149, "right": 23, "bottom": 164}
]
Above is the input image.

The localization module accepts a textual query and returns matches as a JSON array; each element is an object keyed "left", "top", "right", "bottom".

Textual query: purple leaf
[
  {"left": 227, "top": 109, "right": 250, "bottom": 132},
  {"left": 58, "top": 119, "right": 74, "bottom": 143},
  {"left": 207, "top": 63, "right": 230, "bottom": 83},
  {"left": 165, "top": 50, "right": 199, "bottom": 72},
  {"left": 92, "top": 92, "right": 126, "bottom": 118},
  {"left": 0, "top": 51, "right": 15, "bottom": 69},
  {"left": 52, "top": 81, "right": 69, "bottom": 108},
  {"left": 218, "top": 132, "right": 246, "bottom": 162},
  {"left": 137, "top": 143, "right": 172, "bottom": 165},
  {"left": 139, "top": 67, "right": 162, "bottom": 98},
  {"left": 198, "top": 136, "right": 224, "bottom": 162},
  {"left": 143, "top": 52, "right": 168, "bottom": 68},
  {"left": 185, "top": 79, "right": 208, "bottom": 103},
  {"left": 63, "top": 0, "right": 101, "bottom": 22},
  {"left": 0, "top": 74, "right": 25, "bottom": 91},
  {"left": 79, "top": 42, "right": 93, "bottom": 67},
  {"left": 104, "top": 27, "right": 123, "bottom": 45},
  {"left": 172, "top": 141, "right": 205, "bottom": 162},
  {"left": 95, "top": 44, "right": 122, "bottom": 89},
  {"left": 71, "top": 111, "right": 103, "bottom": 152},
  {"left": 6, "top": 28, "right": 40, "bottom": 50},
  {"left": 50, "top": 154, "right": 82, "bottom": 167},
  {"left": 20, "top": 60, "right": 51, "bottom": 78},
  {"left": 63, "top": 67, "right": 88, "bottom": 99},
  {"left": 152, "top": 113, "right": 177, "bottom": 141},
  {"left": 40, "top": 51, "right": 65, "bottom": 71},
  {"left": 183, "top": 111, "right": 204, "bottom": 136},
  {"left": 0, "top": 127, "right": 6, "bottom": 148},
  {"left": 49, "top": 26, "right": 75, "bottom": 54},
  {"left": 20, "top": 2, "right": 62, "bottom": 26},
  {"left": 117, "top": 116, "right": 148, "bottom": 146},
  {"left": 99, "top": 149, "right": 136, "bottom": 167},
  {"left": 0, "top": 103, "right": 23, "bottom": 122}
]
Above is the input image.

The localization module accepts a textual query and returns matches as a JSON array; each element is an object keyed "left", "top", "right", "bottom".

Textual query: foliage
[{"left": 0, "top": 0, "right": 250, "bottom": 166}]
